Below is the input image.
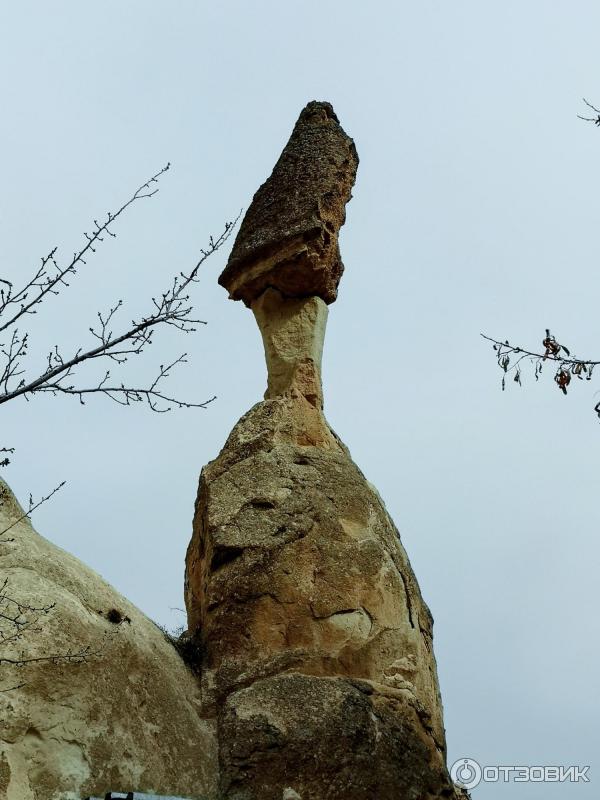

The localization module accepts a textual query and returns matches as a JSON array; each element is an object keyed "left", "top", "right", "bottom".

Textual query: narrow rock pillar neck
[{"left": 251, "top": 287, "right": 328, "bottom": 408}]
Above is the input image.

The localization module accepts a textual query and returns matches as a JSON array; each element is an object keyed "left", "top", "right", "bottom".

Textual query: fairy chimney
[{"left": 185, "top": 101, "right": 463, "bottom": 800}]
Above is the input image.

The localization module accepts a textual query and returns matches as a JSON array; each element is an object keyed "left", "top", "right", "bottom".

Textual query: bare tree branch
[
  {"left": 0, "top": 164, "right": 171, "bottom": 332},
  {"left": 0, "top": 448, "right": 14, "bottom": 468},
  {"left": 0, "top": 574, "right": 103, "bottom": 692},
  {"left": 36, "top": 355, "right": 216, "bottom": 412},
  {"left": 0, "top": 164, "right": 240, "bottom": 432},
  {"left": 0, "top": 645, "right": 98, "bottom": 667},
  {"left": 0, "top": 209, "right": 239, "bottom": 413},
  {"left": 577, "top": 97, "right": 600, "bottom": 124},
  {"left": 0, "top": 483, "right": 105, "bottom": 690},
  {"left": 0, "top": 480, "right": 66, "bottom": 539}
]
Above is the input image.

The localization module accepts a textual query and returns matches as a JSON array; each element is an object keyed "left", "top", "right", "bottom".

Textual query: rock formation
[
  {"left": 185, "top": 101, "right": 461, "bottom": 799},
  {"left": 0, "top": 479, "right": 217, "bottom": 800},
  {"left": 218, "top": 100, "right": 358, "bottom": 307},
  {"left": 0, "top": 101, "right": 462, "bottom": 800}
]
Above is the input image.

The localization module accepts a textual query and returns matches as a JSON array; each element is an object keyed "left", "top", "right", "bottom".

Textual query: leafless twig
[
  {"left": 0, "top": 164, "right": 171, "bottom": 333},
  {"left": 0, "top": 481, "right": 108, "bottom": 691},
  {"left": 0, "top": 448, "right": 14, "bottom": 468},
  {"left": 0, "top": 574, "right": 105, "bottom": 692},
  {"left": 578, "top": 97, "right": 600, "bottom": 125},
  {"left": 0, "top": 210, "right": 239, "bottom": 413},
  {"left": 0, "top": 165, "right": 240, "bottom": 430},
  {"left": 0, "top": 480, "right": 66, "bottom": 539}
]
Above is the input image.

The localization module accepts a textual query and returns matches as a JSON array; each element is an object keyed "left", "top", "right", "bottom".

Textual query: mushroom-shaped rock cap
[{"left": 219, "top": 100, "right": 358, "bottom": 306}]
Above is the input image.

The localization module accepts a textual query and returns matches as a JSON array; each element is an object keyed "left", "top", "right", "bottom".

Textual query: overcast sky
[{"left": 1, "top": 2, "right": 599, "bottom": 797}]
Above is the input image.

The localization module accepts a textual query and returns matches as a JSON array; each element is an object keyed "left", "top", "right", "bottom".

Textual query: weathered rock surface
[
  {"left": 1, "top": 98, "right": 461, "bottom": 800},
  {"left": 219, "top": 100, "right": 358, "bottom": 306},
  {"left": 185, "top": 276, "right": 460, "bottom": 796},
  {"left": 219, "top": 674, "right": 451, "bottom": 800},
  {"left": 0, "top": 479, "right": 217, "bottom": 800},
  {"left": 186, "top": 99, "right": 461, "bottom": 799},
  {"left": 185, "top": 387, "right": 457, "bottom": 799},
  {"left": 252, "top": 288, "right": 328, "bottom": 409}
]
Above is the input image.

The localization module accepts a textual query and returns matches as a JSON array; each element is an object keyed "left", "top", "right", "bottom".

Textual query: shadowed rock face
[{"left": 218, "top": 100, "right": 358, "bottom": 306}]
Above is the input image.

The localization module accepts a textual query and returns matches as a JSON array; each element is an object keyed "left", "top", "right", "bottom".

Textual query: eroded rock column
[{"left": 185, "top": 101, "right": 461, "bottom": 800}]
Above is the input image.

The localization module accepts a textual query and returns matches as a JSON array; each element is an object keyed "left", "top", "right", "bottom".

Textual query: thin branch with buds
[
  {"left": 0, "top": 165, "right": 240, "bottom": 435},
  {"left": 38, "top": 356, "right": 215, "bottom": 412},
  {"left": 0, "top": 164, "right": 171, "bottom": 333},
  {"left": 0, "top": 448, "right": 14, "bottom": 468},
  {"left": 0, "top": 215, "right": 239, "bottom": 410},
  {"left": 0, "top": 481, "right": 100, "bottom": 691},
  {"left": 0, "top": 480, "right": 66, "bottom": 539},
  {"left": 0, "top": 575, "right": 103, "bottom": 692},
  {"left": 0, "top": 214, "right": 238, "bottom": 410},
  {"left": 577, "top": 97, "right": 600, "bottom": 125}
]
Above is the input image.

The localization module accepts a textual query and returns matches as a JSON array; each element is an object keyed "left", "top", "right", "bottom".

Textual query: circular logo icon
[{"left": 450, "top": 757, "right": 483, "bottom": 790}]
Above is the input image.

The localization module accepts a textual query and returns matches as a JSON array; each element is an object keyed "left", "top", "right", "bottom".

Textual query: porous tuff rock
[
  {"left": 252, "top": 288, "right": 328, "bottom": 409},
  {"left": 218, "top": 100, "right": 358, "bottom": 306},
  {"left": 185, "top": 393, "right": 459, "bottom": 799},
  {"left": 185, "top": 290, "right": 458, "bottom": 798},
  {"left": 219, "top": 674, "right": 452, "bottom": 800},
  {"left": 0, "top": 479, "right": 217, "bottom": 800}
]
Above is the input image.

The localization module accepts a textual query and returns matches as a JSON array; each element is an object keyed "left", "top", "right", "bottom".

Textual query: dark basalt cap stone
[{"left": 219, "top": 100, "right": 358, "bottom": 306}]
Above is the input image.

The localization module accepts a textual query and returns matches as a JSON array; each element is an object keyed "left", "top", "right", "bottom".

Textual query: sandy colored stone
[
  {"left": 219, "top": 100, "right": 358, "bottom": 306},
  {"left": 252, "top": 288, "right": 328, "bottom": 408},
  {"left": 185, "top": 389, "right": 459, "bottom": 797},
  {"left": 0, "top": 479, "right": 217, "bottom": 800},
  {"left": 190, "top": 135, "right": 463, "bottom": 790}
]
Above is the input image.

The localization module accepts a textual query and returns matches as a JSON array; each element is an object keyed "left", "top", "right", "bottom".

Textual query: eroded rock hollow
[{"left": 186, "top": 101, "right": 461, "bottom": 800}]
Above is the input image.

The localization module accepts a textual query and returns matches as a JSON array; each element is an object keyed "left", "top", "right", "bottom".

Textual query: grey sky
[{"left": 1, "top": 2, "right": 599, "bottom": 797}]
